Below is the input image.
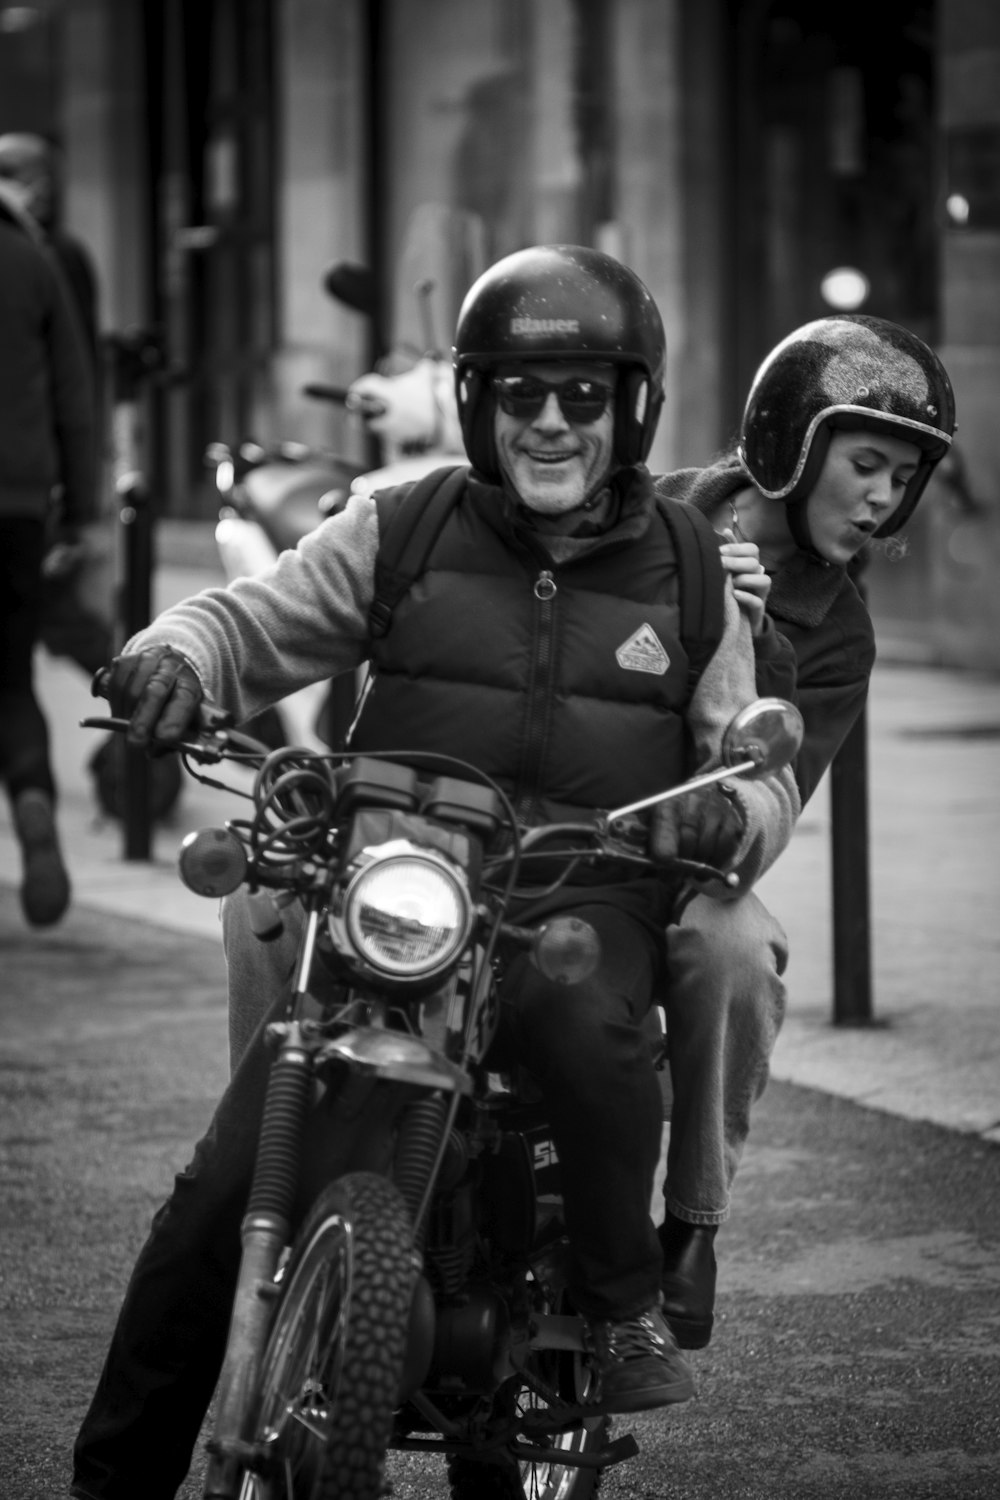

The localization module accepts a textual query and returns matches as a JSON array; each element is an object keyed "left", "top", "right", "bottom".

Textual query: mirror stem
[{"left": 604, "top": 760, "right": 756, "bottom": 829}]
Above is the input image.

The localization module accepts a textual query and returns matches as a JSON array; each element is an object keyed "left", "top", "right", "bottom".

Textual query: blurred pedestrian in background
[
  {"left": 0, "top": 132, "right": 112, "bottom": 677},
  {"left": 0, "top": 144, "right": 98, "bottom": 926},
  {"left": 0, "top": 133, "right": 101, "bottom": 368}
]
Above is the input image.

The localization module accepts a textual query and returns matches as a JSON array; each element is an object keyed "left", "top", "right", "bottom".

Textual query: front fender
[{"left": 294, "top": 1073, "right": 409, "bottom": 1221}]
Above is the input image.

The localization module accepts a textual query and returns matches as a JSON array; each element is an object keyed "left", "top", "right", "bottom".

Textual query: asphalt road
[{"left": 1, "top": 889, "right": 998, "bottom": 1500}]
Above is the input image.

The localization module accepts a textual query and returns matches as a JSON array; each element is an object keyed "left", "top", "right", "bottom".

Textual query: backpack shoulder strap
[
  {"left": 369, "top": 464, "right": 468, "bottom": 638},
  {"left": 654, "top": 493, "right": 726, "bottom": 682}
]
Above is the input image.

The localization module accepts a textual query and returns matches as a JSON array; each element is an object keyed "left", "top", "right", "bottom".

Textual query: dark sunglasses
[{"left": 491, "top": 374, "right": 614, "bottom": 424}]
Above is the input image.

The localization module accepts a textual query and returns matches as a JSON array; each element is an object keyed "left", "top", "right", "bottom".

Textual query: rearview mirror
[
  {"left": 603, "top": 696, "right": 804, "bottom": 828},
  {"left": 722, "top": 698, "right": 804, "bottom": 778}
]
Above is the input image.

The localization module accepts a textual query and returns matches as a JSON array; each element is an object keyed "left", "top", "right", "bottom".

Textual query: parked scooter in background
[
  {"left": 207, "top": 410, "right": 364, "bottom": 753},
  {"left": 208, "top": 265, "right": 466, "bottom": 753},
  {"left": 340, "top": 276, "right": 465, "bottom": 498}
]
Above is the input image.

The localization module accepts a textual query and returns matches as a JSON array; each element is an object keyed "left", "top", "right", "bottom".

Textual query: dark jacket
[
  {"left": 128, "top": 465, "right": 801, "bottom": 907},
  {"left": 48, "top": 227, "right": 101, "bottom": 385},
  {"left": 351, "top": 469, "right": 704, "bottom": 823},
  {"left": 654, "top": 457, "right": 875, "bottom": 806},
  {"left": 0, "top": 203, "right": 97, "bottom": 527}
]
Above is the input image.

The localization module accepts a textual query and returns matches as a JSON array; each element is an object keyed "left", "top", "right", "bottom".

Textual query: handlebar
[
  {"left": 80, "top": 687, "right": 744, "bottom": 892},
  {"left": 301, "top": 382, "right": 350, "bottom": 405},
  {"left": 89, "top": 667, "right": 236, "bottom": 738},
  {"left": 512, "top": 818, "right": 738, "bottom": 890}
]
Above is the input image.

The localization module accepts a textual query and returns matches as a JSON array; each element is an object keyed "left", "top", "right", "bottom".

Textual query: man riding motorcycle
[{"left": 70, "top": 244, "right": 799, "bottom": 1500}]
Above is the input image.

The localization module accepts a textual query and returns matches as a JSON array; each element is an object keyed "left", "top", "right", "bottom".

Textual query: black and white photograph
[{"left": 0, "top": 4, "right": 997, "bottom": 1497}]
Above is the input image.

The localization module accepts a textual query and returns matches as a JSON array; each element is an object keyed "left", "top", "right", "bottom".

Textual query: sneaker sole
[
  {"left": 21, "top": 848, "right": 71, "bottom": 926},
  {"left": 587, "top": 1374, "right": 695, "bottom": 1415}
]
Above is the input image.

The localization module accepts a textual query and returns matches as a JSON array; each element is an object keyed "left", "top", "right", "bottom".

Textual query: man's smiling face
[{"left": 493, "top": 361, "right": 616, "bottom": 514}]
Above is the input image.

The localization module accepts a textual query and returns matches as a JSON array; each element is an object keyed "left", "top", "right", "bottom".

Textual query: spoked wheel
[
  {"left": 447, "top": 1281, "right": 609, "bottom": 1500},
  {"left": 238, "top": 1171, "right": 413, "bottom": 1500}
]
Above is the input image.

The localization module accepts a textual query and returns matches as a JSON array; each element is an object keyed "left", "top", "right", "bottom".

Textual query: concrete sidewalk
[{"left": 1, "top": 551, "right": 998, "bottom": 1148}]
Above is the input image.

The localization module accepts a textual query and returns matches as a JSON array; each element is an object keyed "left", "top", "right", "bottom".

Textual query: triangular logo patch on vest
[{"left": 615, "top": 623, "right": 670, "bottom": 675}]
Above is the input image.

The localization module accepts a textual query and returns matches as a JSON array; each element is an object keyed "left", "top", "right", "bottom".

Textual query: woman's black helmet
[
  {"left": 738, "top": 314, "right": 956, "bottom": 538},
  {"left": 453, "top": 244, "right": 666, "bottom": 479}
]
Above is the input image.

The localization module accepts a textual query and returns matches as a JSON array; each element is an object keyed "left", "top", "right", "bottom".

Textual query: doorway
[
  {"left": 145, "top": 0, "right": 276, "bottom": 516},
  {"left": 729, "top": 0, "right": 937, "bottom": 417}
]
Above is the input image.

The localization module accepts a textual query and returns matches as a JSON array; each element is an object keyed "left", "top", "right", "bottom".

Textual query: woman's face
[{"left": 806, "top": 430, "right": 922, "bottom": 564}]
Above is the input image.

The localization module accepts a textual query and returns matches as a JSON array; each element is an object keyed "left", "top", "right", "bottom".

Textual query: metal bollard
[
  {"left": 108, "top": 328, "right": 166, "bottom": 862},
  {"left": 117, "top": 468, "right": 154, "bottom": 860},
  {"left": 830, "top": 704, "right": 873, "bottom": 1025},
  {"left": 830, "top": 555, "right": 874, "bottom": 1025}
]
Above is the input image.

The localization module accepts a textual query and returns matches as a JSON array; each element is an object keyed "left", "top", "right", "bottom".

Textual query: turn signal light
[
  {"left": 178, "top": 827, "right": 248, "bottom": 897},
  {"left": 532, "top": 916, "right": 601, "bottom": 985}
]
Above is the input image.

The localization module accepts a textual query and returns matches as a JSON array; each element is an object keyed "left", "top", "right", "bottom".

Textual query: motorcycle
[
  {"left": 208, "top": 267, "right": 465, "bottom": 753},
  {"left": 84, "top": 684, "right": 801, "bottom": 1500}
]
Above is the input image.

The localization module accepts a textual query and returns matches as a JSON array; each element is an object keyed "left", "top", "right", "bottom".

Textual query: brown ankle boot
[{"left": 12, "top": 789, "right": 71, "bottom": 927}]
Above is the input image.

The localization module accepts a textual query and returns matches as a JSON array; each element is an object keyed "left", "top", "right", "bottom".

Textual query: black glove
[
  {"left": 108, "top": 646, "right": 203, "bottom": 748},
  {"left": 673, "top": 782, "right": 747, "bottom": 869}
]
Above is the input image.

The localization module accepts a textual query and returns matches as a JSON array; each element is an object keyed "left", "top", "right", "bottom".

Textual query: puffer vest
[{"left": 350, "top": 475, "right": 705, "bottom": 824}]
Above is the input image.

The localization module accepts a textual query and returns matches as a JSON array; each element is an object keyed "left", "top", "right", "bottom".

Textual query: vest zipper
[{"left": 515, "top": 569, "right": 558, "bottom": 824}]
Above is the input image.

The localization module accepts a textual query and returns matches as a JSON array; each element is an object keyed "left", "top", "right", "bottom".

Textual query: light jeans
[
  {"left": 660, "top": 890, "right": 788, "bottom": 1226},
  {"left": 223, "top": 892, "right": 303, "bottom": 1069}
]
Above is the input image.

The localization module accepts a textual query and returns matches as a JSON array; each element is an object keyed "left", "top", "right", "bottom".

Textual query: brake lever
[{"left": 669, "top": 857, "right": 739, "bottom": 888}]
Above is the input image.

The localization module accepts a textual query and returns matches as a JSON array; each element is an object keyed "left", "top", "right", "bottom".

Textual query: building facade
[{"left": 2, "top": 0, "right": 998, "bottom": 665}]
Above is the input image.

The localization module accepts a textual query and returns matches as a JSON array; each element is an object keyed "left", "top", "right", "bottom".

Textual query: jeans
[
  {"left": 72, "top": 887, "right": 667, "bottom": 1500},
  {"left": 0, "top": 518, "right": 57, "bottom": 802},
  {"left": 661, "top": 891, "right": 789, "bottom": 1225},
  {"left": 71, "top": 1011, "right": 277, "bottom": 1500}
]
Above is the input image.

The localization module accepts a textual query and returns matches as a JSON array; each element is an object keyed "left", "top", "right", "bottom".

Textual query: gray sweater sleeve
[
  {"left": 125, "top": 490, "right": 380, "bottom": 725},
  {"left": 653, "top": 583, "right": 801, "bottom": 893}
]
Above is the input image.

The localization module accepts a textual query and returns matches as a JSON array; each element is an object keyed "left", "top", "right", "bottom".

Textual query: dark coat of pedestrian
[{"left": 0, "top": 185, "right": 97, "bottom": 926}]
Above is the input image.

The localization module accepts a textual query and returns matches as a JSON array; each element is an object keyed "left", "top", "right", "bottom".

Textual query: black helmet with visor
[
  {"left": 738, "top": 314, "right": 956, "bottom": 541},
  {"left": 453, "top": 244, "right": 666, "bottom": 480}
]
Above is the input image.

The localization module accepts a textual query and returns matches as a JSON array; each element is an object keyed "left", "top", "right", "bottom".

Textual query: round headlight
[{"left": 343, "top": 851, "right": 471, "bottom": 978}]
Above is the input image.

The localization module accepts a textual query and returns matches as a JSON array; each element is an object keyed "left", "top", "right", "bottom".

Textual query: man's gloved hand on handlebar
[
  {"left": 107, "top": 646, "right": 204, "bottom": 748},
  {"left": 650, "top": 782, "right": 747, "bottom": 872}
]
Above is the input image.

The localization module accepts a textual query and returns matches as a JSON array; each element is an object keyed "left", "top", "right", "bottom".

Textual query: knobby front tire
[{"left": 239, "top": 1171, "right": 412, "bottom": 1500}]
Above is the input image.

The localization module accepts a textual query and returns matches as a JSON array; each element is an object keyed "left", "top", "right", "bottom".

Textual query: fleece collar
[{"left": 653, "top": 457, "right": 852, "bottom": 628}]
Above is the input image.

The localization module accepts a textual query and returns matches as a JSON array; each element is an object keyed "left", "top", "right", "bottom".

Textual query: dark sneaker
[
  {"left": 13, "top": 789, "right": 71, "bottom": 927},
  {"left": 584, "top": 1303, "right": 694, "bottom": 1414}
]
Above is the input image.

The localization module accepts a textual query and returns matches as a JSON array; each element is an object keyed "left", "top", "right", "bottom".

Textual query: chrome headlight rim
[{"left": 341, "top": 844, "right": 473, "bottom": 981}]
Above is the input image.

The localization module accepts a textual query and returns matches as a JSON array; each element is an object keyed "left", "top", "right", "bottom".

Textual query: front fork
[
  {"left": 203, "top": 893, "right": 468, "bottom": 1497},
  {"left": 202, "top": 1019, "right": 313, "bottom": 1499}
]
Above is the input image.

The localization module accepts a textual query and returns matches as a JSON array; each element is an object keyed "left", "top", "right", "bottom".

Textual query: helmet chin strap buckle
[{"left": 580, "top": 481, "right": 613, "bottom": 512}]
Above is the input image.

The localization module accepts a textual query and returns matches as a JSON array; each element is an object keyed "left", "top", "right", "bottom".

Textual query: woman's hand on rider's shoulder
[{"left": 720, "top": 531, "right": 771, "bottom": 637}]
